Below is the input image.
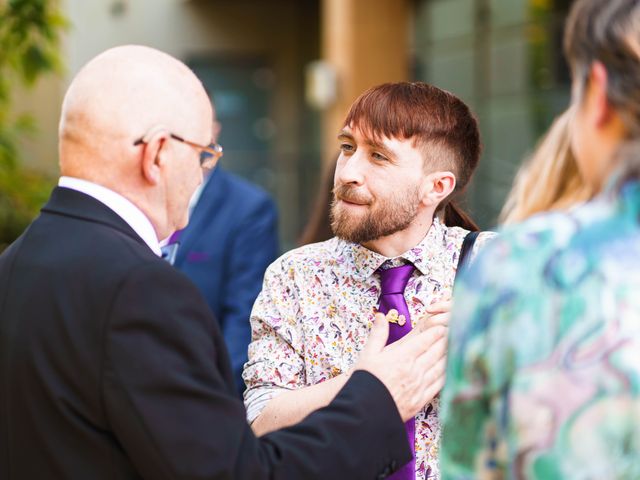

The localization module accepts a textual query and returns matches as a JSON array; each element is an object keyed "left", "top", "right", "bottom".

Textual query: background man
[
  {"left": 0, "top": 45, "right": 449, "bottom": 479},
  {"left": 171, "top": 136, "right": 279, "bottom": 395}
]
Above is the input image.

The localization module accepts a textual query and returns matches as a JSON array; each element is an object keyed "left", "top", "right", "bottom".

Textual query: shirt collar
[
  {"left": 342, "top": 217, "right": 449, "bottom": 281},
  {"left": 58, "top": 176, "right": 162, "bottom": 256},
  {"left": 604, "top": 172, "right": 640, "bottom": 219}
]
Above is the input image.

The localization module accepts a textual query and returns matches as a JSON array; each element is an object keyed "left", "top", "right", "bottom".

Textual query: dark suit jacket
[
  {"left": 174, "top": 168, "right": 279, "bottom": 395},
  {"left": 0, "top": 187, "right": 410, "bottom": 479}
]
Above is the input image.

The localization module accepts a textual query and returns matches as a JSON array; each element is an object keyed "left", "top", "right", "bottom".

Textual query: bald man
[{"left": 0, "top": 45, "right": 446, "bottom": 480}]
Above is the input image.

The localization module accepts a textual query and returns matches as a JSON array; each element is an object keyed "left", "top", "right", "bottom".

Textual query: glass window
[{"left": 413, "top": 0, "right": 572, "bottom": 227}]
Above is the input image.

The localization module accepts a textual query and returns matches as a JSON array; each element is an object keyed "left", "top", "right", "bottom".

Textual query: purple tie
[
  {"left": 168, "top": 230, "right": 182, "bottom": 244},
  {"left": 377, "top": 263, "right": 416, "bottom": 480},
  {"left": 161, "top": 229, "right": 183, "bottom": 265}
]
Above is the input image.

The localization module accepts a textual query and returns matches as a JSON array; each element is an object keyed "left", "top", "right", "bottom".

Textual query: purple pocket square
[{"left": 186, "top": 251, "right": 210, "bottom": 262}]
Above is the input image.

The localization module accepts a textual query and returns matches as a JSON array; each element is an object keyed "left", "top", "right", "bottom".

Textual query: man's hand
[
  {"left": 353, "top": 313, "right": 447, "bottom": 421},
  {"left": 415, "top": 297, "right": 452, "bottom": 332}
]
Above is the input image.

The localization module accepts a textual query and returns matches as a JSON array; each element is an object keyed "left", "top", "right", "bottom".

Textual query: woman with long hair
[
  {"left": 500, "top": 108, "right": 593, "bottom": 224},
  {"left": 442, "top": 0, "right": 640, "bottom": 477}
]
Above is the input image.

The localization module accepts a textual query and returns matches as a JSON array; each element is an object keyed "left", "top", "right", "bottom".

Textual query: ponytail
[{"left": 443, "top": 201, "right": 479, "bottom": 232}]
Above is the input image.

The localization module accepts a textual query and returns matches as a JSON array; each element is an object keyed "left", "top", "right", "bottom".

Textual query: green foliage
[
  {"left": 0, "top": 0, "right": 67, "bottom": 249},
  {"left": 0, "top": 164, "right": 53, "bottom": 251}
]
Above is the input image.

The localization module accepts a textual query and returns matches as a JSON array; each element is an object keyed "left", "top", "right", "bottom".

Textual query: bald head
[
  {"left": 59, "top": 45, "right": 212, "bottom": 182},
  {"left": 57, "top": 45, "right": 215, "bottom": 240}
]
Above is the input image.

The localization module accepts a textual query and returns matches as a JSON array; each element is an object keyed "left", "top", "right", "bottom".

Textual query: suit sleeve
[
  {"left": 222, "top": 195, "right": 279, "bottom": 395},
  {"left": 102, "top": 261, "right": 410, "bottom": 480}
]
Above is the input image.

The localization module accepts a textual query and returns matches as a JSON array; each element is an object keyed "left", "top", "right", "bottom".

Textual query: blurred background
[{"left": 1, "top": 0, "right": 572, "bottom": 252}]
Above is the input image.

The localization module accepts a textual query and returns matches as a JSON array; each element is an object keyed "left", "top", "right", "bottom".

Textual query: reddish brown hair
[{"left": 343, "top": 82, "right": 481, "bottom": 231}]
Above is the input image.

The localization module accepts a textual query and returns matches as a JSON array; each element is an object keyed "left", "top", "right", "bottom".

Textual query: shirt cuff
[{"left": 244, "top": 386, "right": 287, "bottom": 424}]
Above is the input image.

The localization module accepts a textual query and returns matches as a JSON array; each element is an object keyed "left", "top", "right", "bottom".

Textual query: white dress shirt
[{"left": 58, "top": 176, "right": 162, "bottom": 256}]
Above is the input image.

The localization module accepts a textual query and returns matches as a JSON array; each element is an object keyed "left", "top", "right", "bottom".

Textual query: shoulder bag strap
[{"left": 454, "top": 231, "right": 480, "bottom": 283}]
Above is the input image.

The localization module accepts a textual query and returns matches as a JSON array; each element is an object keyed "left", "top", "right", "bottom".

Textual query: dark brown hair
[
  {"left": 343, "top": 82, "right": 481, "bottom": 231},
  {"left": 564, "top": 0, "right": 640, "bottom": 183}
]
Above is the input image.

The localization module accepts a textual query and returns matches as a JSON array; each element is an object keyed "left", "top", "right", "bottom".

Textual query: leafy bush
[
  {"left": 0, "top": 164, "right": 54, "bottom": 251},
  {"left": 0, "top": 0, "right": 66, "bottom": 250}
]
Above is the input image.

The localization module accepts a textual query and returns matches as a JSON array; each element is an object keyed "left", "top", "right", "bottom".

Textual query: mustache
[{"left": 333, "top": 184, "right": 373, "bottom": 205}]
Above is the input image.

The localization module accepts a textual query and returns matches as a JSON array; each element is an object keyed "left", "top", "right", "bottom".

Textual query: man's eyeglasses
[{"left": 133, "top": 132, "right": 223, "bottom": 169}]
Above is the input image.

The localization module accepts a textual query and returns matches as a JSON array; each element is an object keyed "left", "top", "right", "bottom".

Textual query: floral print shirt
[
  {"left": 243, "top": 217, "right": 495, "bottom": 480},
  {"left": 441, "top": 181, "right": 640, "bottom": 480}
]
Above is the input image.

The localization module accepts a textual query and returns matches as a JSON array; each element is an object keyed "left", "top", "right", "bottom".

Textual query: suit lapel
[{"left": 41, "top": 187, "right": 149, "bottom": 249}]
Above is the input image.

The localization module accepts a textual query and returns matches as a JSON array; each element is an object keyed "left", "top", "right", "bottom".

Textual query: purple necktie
[
  {"left": 377, "top": 263, "right": 416, "bottom": 480},
  {"left": 167, "top": 230, "right": 182, "bottom": 245},
  {"left": 161, "top": 230, "right": 183, "bottom": 265}
]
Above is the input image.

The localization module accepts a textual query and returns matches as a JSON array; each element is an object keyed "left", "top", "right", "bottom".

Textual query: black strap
[{"left": 455, "top": 231, "right": 480, "bottom": 283}]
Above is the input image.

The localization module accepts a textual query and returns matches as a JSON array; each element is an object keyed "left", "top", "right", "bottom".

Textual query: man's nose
[{"left": 336, "top": 151, "right": 366, "bottom": 186}]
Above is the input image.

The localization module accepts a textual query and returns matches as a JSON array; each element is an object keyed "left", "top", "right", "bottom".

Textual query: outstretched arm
[
  {"left": 104, "top": 261, "right": 413, "bottom": 480},
  {"left": 252, "top": 312, "right": 448, "bottom": 436}
]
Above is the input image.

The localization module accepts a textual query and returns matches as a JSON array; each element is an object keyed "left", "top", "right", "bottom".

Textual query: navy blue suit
[{"left": 174, "top": 167, "right": 279, "bottom": 395}]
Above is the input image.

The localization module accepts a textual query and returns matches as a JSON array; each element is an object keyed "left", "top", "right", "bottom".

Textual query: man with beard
[{"left": 243, "top": 82, "right": 495, "bottom": 480}]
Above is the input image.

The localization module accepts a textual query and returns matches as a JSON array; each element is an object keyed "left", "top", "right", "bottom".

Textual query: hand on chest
[{"left": 298, "top": 271, "right": 452, "bottom": 381}]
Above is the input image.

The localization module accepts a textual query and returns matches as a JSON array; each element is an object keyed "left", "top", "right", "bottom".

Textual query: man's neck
[{"left": 361, "top": 215, "right": 434, "bottom": 258}]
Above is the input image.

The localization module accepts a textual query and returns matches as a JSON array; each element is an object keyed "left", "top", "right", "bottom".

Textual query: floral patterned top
[
  {"left": 243, "top": 217, "right": 495, "bottom": 480},
  {"left": 440, "top": 181, "right": 640, "bottom": 479}
]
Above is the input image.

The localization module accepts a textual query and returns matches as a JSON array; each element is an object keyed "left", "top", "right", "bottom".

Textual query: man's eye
[
  {"left": 372, "top": 152, "right": 388, "bottom": 161},
  {"left": 340, "top": 143, "right": 355, "bottom": 152}
]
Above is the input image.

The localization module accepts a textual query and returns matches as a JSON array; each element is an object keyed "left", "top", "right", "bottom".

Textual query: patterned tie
[{"left": 377, "top": 263, "right": 416, "bottom": 480}]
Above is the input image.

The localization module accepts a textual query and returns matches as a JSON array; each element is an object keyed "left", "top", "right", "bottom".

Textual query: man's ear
[
  {"left": 139, "top": 130, "right": 169, "bottom": 185},
  {"left": 421, "top": 171, "right": 456, "bottom": 207},
  {"left": 588, "top": 61, "right": 612, "bottom": 128}
]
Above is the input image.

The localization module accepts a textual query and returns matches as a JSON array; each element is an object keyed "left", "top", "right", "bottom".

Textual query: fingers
[
  {"left": 412, "top": 314, "right": 431, "bottom": 333},
  {"left": 416, "top": 374, "right": 446, "bottom": 415},
  {"left": 412, "top": 355, "right": 447, "bottom": 416},
  {"left": 423, "top": 312, "right": 450, "bottom": 328},
  {"left": 361, "top": 312, "right": 389, "bottom": 356},
  {"left": 425, "top": 299, "right": 452, "bottom": 315},
  {"left": 414, "top": 299, "right": 451, "bottom": 332},
  {"left": 415, "top": 336, "right": 447, "bottom": 370},
  {"left": 401, "top": 379, "right": 445, "bottom": 420},
  {"left": 413, "top": 312, "right": 449, "bottom": 333},
  {"left": 416, "top": 339, "right": 447, "bottom": 374},
  {"left": 389, "top": 324, "right": 447, "bottom": 357},
  {"left": 422, "top": 360, "right": 446, "bottom": 397},
  {"left": 398, "top": 357, "right": 448, "bottom": 420}
]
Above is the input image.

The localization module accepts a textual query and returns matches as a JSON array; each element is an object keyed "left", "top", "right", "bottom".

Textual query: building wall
[{"left": 13, "top": 75, "right": 65, "bottom": 173}]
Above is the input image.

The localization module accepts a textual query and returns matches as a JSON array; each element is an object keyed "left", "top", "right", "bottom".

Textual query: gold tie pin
[{"left": 386, "top": 309, "right": 407, "bottom": 326}]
